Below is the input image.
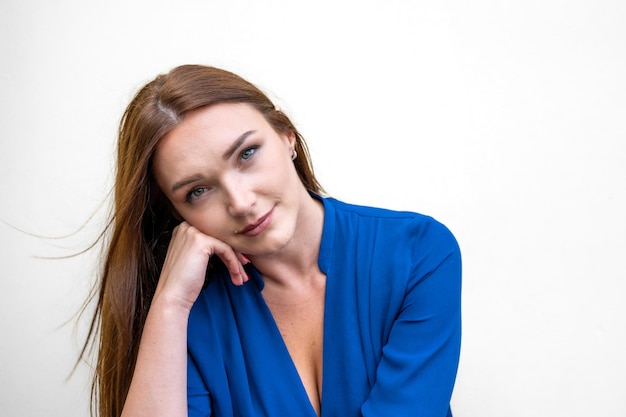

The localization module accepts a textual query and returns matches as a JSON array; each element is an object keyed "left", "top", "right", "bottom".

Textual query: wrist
[{"left": 150, "top": 290, "right": 195, "bottom": 318}]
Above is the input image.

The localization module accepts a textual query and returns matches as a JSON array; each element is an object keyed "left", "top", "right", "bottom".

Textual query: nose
[{"left": 222, "top": 176, "right": 255, "bottom": 217}]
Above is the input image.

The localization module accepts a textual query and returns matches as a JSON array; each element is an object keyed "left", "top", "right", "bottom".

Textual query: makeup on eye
[
  {"left": 239, "top": 145, "right": 259, "bottom": 161},
  {"left": 185, "top": 186, "right": 210, "bottom": 203},
  {"left": 222, "top": 130, "right": 257, "bottom": 160}
]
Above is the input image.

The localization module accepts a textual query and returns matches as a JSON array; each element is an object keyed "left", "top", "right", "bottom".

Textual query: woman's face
[{"left": 152, "top": 103, "right": 307, "bottom": 256}]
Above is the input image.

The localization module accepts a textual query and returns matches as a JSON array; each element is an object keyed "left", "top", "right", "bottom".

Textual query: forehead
[
  {"left": 156, "top": 102, "right": 266, "bottom": 154},
  {"left": 170, "top": 102, "right": 266, "bottom": 139},
  {"left": 151, "top": 103, "right": 270, "bottom": 186}
]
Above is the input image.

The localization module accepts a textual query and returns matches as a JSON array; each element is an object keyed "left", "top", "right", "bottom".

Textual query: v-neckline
[{"left": 252, "top": 268, "right": 329, "bottom": 417}]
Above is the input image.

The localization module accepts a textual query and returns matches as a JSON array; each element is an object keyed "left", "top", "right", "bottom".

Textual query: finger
[
  {"left": 212, "top": 243, "right": 249, "bottom": 286},
  {"left": 235, "top": 252, "right": 251, "bottom": 266}
]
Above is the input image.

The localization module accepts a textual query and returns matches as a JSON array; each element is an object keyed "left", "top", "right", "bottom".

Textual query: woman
[{"left": 84, "top": 64, "right": 462, "bottom": 417}]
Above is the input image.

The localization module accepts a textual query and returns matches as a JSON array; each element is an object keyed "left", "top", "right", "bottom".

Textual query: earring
[{"left": 291, "top": 149, "right": 298, "bottom": 160}]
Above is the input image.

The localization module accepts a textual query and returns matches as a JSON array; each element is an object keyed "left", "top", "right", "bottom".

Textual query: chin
[{"left": 243, "top": 227, "right": 295, "bottom": 257}]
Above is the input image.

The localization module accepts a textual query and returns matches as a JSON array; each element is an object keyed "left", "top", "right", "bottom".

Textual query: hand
[{"left": 154, "top": 221, "right": 249, "bottom": 311}]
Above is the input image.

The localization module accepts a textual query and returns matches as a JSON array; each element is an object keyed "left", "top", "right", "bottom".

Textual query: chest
[
  {"left": 190, "top": 259, "right": 402, "bottom": 417},
  {"left": 263, "top": 279, "right": 326, "bottom": 416}
]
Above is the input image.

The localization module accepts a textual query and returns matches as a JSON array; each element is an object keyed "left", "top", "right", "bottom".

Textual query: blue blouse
[{"left": 187, "top": 197, "right": 462, "bottom": 417}]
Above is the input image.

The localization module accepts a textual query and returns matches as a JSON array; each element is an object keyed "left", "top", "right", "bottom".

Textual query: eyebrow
[
  {"left": 222, "top": 130, "right": 256, "bottom": 160},
  {"left": 170, "top": 130, "right": 257, "bottom": 194},
  {"left": 171, "top": 176, "right": 203, "bottom": 194}
]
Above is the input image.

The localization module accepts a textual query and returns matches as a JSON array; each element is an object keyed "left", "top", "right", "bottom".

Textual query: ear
[{"left": 284, "top": 131, "right": 296, "bottom": 148}]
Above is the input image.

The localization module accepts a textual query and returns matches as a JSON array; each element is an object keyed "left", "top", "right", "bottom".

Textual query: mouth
[{"left": 237, "top": 207, "right": 274, "bottom": 237}]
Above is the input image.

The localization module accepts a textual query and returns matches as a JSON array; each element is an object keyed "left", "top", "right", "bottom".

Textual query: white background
[{"left": 1, "top": 1, "right": 625, "bottom": 416}]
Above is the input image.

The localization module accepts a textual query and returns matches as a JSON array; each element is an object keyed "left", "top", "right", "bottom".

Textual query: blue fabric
[{"left": 187, "top": 196, "right": 462, "bottom": 417}]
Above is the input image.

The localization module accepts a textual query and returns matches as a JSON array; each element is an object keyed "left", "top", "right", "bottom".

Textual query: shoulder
[
  {"left": 320, "top": 197, "right": 461, "bottom": 325},
  {"left": 318, "top": 195, "right": 460, "bottom": 279},
  {"left": 323, "top": 196, "right": 419, "bottom": 219},
  {"left": 323, "top": 196, "right": 458, "bottom": 249}
]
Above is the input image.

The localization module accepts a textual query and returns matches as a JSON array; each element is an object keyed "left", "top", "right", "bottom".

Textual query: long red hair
[{"left": 81, "top": 65, "right": 323, "bottom": 416}]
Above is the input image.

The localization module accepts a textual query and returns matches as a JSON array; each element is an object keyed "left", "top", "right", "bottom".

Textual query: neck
[{"left": 248, "top": 193, "right": 324, "bottom": 289}]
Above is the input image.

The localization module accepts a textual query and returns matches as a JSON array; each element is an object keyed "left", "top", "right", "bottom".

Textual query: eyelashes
[
  {"left": 239, "top": 145, "right": 258, "bottom": 161},
  {"left": 185, "top": 186, "right": 209, "bottom": 202}
]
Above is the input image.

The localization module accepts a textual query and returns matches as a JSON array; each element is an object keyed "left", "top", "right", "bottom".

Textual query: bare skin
[{"left": 262, "top": 267, "right": 326, "bottom": 415}]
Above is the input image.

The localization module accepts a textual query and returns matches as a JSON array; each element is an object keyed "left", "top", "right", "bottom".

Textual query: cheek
[{"left": 182, "top": 206, "right": 230, "bottom": 236}]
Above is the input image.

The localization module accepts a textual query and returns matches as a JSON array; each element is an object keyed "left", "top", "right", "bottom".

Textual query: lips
[{"left": 238, "top": 208, "right": 274, "bottom": 237}]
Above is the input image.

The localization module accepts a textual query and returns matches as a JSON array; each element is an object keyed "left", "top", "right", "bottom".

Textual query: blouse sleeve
[{"left": 361, "top": 219, "right": 462, "bottom": 417}]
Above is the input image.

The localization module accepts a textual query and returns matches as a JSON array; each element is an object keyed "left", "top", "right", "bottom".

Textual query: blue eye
[
  {"left": 240, "top": 146, "right": 258, "bottom": 161},
  {"left": 186, "top": 187, "right": 208, "bottom": 202}
]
